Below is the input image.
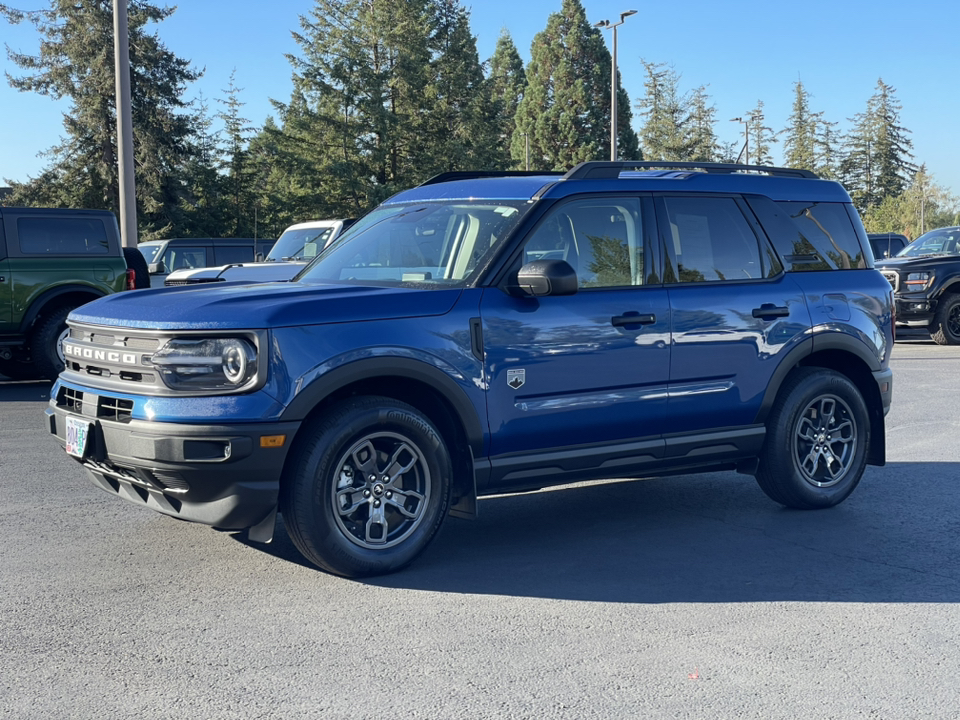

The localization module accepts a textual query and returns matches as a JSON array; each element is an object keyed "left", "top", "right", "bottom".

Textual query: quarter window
[
  {"left": 523, "top": 198, "right": 647, "bottom": 288},
  {"left": 661, "top": 197, "right": 763, "bottom": 283},
  {"left": 18, "top": 217, "right": 109, "bottom": 255}
]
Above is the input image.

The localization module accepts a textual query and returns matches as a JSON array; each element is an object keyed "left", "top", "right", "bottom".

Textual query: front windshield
[
  {"left": 897, "top": 228, "right": 960, "bottom": 257},
  {"left": 139, "top": 243, "right": 164, "bottom": 263},
  {"left": 297, "top": 200, "right": 528, "bottom": 287},
  {"left": 266, "top": 226, "right": 336, "bottom": 261}
]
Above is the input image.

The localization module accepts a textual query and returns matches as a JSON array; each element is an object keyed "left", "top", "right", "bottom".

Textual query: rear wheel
[
  {"left": 30, "top": 306, "right": 74, "bottom": 381},
  {"left": 281, "top": 396, "right": 452, "bottom": 577},
  {"left": 930, "top": 294, "right": 960, "bottom": 345},
  {"left": 756, "top": 368, "right": 869, "bottom": 509}
]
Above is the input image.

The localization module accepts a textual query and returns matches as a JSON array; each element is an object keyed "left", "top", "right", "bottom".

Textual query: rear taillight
[{"left": 126, "top": 268, "right": 136, "bottom": 291}]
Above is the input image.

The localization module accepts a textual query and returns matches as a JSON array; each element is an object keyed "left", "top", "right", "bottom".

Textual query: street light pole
[
  {"left": 595, "top": 10, "right": 637, "bottom": 162},
  {"left": 730, "top": 116, "right": 749, "bottom": 165},
  {"left": 113, "top": 0, "right": 137, "bottom": 248}
]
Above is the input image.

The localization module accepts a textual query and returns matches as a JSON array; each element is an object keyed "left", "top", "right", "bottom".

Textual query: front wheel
[
  {"left": 930, "top": 294, "right": 960, "bottom": 345},
  {"left": 281, "top": 396, "right": 452, "bottom": 577},
  {"left": 756, "top": 368, "right": 869, "bottom": 509}
]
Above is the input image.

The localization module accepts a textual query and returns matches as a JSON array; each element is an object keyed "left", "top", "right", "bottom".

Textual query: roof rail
[
  {"left": 564, "top": 161, "right": 819, "bottom": 181},
  {"left": 419, "top": 170, "right": 565, "bottom": 186}
]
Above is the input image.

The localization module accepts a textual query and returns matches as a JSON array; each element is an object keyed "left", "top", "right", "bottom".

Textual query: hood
[
  {"left": 70, "top": 281, "right": 463, "bottom": 330},
  {"left": 876, "top": 255, "right": 959, "bottom": 270},
  {"left": 167, "top": 262, "right": 306, "bottom": 284}
]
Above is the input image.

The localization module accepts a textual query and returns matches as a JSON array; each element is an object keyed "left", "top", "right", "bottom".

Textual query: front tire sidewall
[
  {"left": 759, "top": 369, "right": 869, "bottom": 509},
  {"left": 931, "top": 295, "right": 960, "bottom": 345},
  {"left": 283, "top": 398, "right": 451, "bottom": 578}
]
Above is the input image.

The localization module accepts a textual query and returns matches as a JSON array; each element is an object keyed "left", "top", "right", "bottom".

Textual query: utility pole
[
  {"left": 595, "top": 10, "right": 637, "bottom": 162},
  {"left": 113, "top": 0, "right": 138, "bottom": 248}
]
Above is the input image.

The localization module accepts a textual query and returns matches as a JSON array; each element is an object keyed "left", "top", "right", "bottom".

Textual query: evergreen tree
[
  {"left": 746, "top": 100, "right": 776, "bottom": 167},
  {"left": 782, "top": 80, "right": 817, "bottom": 172},
  {"left": 511, "top": 0, "right": 637, "bottom": 170},
  {"left": 1, "top": 0, "right": 202, "bottom": 239},
  {"left": 688, "top": 85, "right": 719, "bottom": 162},
  {"left": 488, "top": 29, "right": 527, "bottom": 168},
  {"left": 217, "top": 70, "right": 256, "bottom": 236},
  {"left": 636, "top": 61, "right": 693, "bottom": 161},
  {"left": 425, "top": 0, "right": 503, "bottom": 173},
  {"left": 180, "top": 91, "right": 227, "bottom": 237},
  {"left": 814, "top": 115, "right": 840, "bottom": 180},
  {"left": 840, "top": 78, "right": 915, "bottom": 211}
]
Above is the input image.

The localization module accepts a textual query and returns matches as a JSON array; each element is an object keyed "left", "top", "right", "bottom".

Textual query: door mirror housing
[
  {"left": 147, "top": 261, "right": 165, "bottom": 274},
  {"left": 515, "top": 259, "right": 578, "bottom": 297}
]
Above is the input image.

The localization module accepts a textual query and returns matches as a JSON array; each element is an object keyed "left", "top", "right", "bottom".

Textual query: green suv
[{"left": 0, "top": 207, "right": 143, "bottom": 380}]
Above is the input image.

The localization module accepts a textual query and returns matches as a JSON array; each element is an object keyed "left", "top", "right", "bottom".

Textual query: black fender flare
[
  {"left": 19, "top": 284, "right": 106, "bottom": 333},
  {"left": 279, "top": 356, "right": 486, "bottom": 457},
  {"left": 754, "top": 332, "right": 881, "bottom": 425}
]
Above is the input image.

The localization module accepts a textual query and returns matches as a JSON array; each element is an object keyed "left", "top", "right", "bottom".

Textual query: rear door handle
[
  {"left": 612, "top": 313, "right": 656, "bottom": 327},
  {"left": 752, "top": 303, "right": 790, "bottom": 319}
]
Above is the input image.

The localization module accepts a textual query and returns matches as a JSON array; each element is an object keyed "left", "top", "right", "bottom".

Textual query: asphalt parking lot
[{"left": 3, "top": 338, "right": 960, "bottom": 718}]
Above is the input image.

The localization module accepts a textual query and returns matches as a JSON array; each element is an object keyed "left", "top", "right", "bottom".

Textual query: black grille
[
  {"left": 98, "top": 396, "right": 133, "bottom": 422},
  {"left": 58, "top": 386, "right": 84, "bottom": 413}
]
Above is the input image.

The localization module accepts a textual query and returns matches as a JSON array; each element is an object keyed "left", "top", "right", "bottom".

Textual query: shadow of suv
[{"left": 46, "top": 161, "right": 894, "bottom": 577}]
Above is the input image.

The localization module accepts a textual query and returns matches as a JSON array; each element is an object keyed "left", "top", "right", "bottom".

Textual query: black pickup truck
[{"left": 875, "top": 226, "right": 960, "bottom": 344}]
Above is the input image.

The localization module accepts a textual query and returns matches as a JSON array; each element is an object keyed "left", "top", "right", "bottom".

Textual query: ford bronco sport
[{"left": 46, "top": 162, "right": 894, "bottom": 577}]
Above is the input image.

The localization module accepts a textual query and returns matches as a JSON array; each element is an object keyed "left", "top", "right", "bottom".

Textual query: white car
[{"left": 164, "top": 219, "right": 354, "bottom": 286}]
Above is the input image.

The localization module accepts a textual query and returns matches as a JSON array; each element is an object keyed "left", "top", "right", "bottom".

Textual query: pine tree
[
  {"left": 746, "top": 100, "right": 776, "bottom": 167},
  {"left": 180, "top": 91, "right": 227, "bottom": 237},
  {"left": 636, "top": 61, "right": 693, "bottom": 161},
  {"left": 511, "top": 0, "right": 637, "bottom": 170},
  {"left": 688, "top": 85, "right": 719, "bottom": 162},
  {"left": 217, "top": 70, "right": 256, "bottom": 236},
  {"left": 782, "top": 80, "right": 817, "bottom": 172},
  {"left": 488, "top": 29, "right": 526, "bottom": 168},
  {"left": 1, "top": 0, "right": 202, "bottom": 239},
  {"left": 424, "top": 0, "right": 503, "bottom": 173},
  {"left": 840, "top": 78, "right": 915, "bottom": 212}
]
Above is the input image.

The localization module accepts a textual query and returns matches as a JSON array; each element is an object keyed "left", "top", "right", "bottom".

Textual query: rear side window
[
  {"left": 18, "top": 217, "right": 109, "bottom": 255},
  {"left": 215, "top": 246, "right": 254, "bottom": 265},
  {"left": 659, "top": 196, "right": 768, "bottom": 283},
  {"left": 164, "top": 246, "right": 208, "bottom": 271},
  {"left": 752, "top": 200, "right": 868, "bottom": 271}
]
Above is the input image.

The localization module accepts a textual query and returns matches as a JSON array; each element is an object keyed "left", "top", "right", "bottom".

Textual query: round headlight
[{"left": 222, "top": 341, "right": 249, "bottom": 384}]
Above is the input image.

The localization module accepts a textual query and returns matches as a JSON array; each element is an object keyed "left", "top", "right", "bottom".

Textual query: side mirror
[
  {"left": 515, "top": 259, "right": 578, "bottom": 297},
  {"left": 255, "top": 252, "right": 264, "bottom": 262},
  {"left": 147, "top": 261, "right": 165, "bottom": 274}
]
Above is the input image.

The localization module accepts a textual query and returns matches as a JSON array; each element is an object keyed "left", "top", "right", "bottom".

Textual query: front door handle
[
  {"left": 612, "top": 312, "right": 656, "bottom": 327},
  {"left": 752, "top": 303, "right": 790, "bottom": 319}
]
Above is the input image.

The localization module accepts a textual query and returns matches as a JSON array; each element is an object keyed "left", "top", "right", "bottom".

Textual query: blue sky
[{"left": 1, "top": 0, "right": 957, "bottom": 196}]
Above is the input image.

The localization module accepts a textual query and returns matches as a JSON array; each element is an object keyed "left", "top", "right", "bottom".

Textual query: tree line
[{"left": 2, "top": 0, "right": 956, "bottom": 242}]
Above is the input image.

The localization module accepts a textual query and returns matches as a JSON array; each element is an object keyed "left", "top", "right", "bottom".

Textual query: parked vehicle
[
  {"left": 875, "top": 225, "right": 960, "bottom": 343},
  {"left": 46, "top": 162, "right": 893, "bottom": 577},
  {"left": 867, "top": 233, "right": 909, "bottom": 260},
  {"left": 140, "top": 237, "right": 276, "bottom": 287},
  {"left": 0, "top": 206, "right": 147, "bottom": 380},
  {"left": 163, "top": 219, "right": 354, "bottom": 286}
]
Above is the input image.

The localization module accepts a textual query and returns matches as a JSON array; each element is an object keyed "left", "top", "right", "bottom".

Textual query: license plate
[{"left": 65, "top": 415, "right": 91, "bottom": 458}]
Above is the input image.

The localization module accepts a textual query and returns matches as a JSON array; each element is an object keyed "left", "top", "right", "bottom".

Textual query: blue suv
[{"left": 46, "top": 162, "right": 894, "bottom": 577}]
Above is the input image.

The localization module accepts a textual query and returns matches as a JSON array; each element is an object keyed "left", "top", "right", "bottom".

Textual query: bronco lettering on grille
[{"left": 63, "top": 344, "right": 138, "bottom": 365}]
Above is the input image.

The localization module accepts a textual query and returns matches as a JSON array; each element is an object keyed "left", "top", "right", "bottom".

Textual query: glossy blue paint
[
  {"left": 481, "top": 285, "right": 671, "bottom": 457},
  {"left": 664, "top": 275, "right": 812, "bottom": 434}
]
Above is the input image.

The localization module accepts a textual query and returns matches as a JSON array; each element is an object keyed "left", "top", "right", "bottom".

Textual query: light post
[
  {"left": 730, "top": 116, "right": 749, "bottom": 165},
  {"left": 595, "top": 10, "right": 637, "bottom": 162}
]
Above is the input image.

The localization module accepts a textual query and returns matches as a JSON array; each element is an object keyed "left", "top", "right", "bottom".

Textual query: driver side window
[{"left": 523, "top": 198, "right": 647, "bottom": 289}]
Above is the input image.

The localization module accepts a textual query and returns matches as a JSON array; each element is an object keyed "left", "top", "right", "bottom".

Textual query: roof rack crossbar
[
  {"left": 419, "top": 170, "right": 565, "bottom": 187},
  {"left": 564, "top": 161, "right": 818, "bottom": 181}
]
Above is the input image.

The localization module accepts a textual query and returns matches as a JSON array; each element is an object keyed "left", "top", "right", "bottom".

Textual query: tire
[
  {"left": 122, "top": 246, "right": 151, "bottom": 290},
  {"left": 281, "top": 396, "right": 452, "bottom": 578},
  {"left": 930, "top": 294, "right": 960, "bottom": 345},
  {"left": 0, "top": 356, "right": 42, "bottom": 381},
  {"left": 30, "top": 305, "right": 74, "bottom": 381},
  {"left": 755, "top": 367, "right": 869, "bottom": 510}
]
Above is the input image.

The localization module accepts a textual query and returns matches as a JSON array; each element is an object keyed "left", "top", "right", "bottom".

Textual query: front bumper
[
  {"left": 894, "top": 295, "right": 935, "bottom": 327},
  {"left": 873, "top": 367, "right": 893, "bottom": 416},
  {"left": 47, "top": 402, "right": 300, "bottom": 531}
]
